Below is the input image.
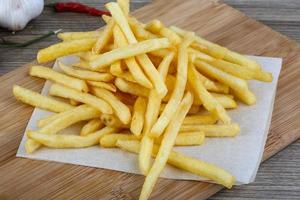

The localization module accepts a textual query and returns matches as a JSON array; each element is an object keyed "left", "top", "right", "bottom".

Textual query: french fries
[
  {"left": 49, "top": 83, "right": 113, "bottom": 114},
  {"left": 59, "top": 62, "right": 114, "bottom": 82},
  {"left": 30, "top": 65, "right": 89, "bottom": 92},
  {"left": 14, "top": 1, "right": 275, "bottom": 198},
  {"left": 37, "top": 38, "right": 97, "bottom": 63},
  {"left": 13, "top": 85, "right": 74, "bottom": 113}
]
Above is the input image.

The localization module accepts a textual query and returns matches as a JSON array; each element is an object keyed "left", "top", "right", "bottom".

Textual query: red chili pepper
[{"left": 50, "top": 2, "right": 111, "bottom": 16}]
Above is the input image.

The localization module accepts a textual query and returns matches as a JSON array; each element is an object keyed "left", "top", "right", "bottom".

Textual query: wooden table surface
[{"left": 0, "top": 0, "right": 299, "bottom": 199}]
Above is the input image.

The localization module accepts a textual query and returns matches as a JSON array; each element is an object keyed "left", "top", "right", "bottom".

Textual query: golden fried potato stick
[
  {"left": 117, "top": 0, "right": 130, "bottom": 15},
  {"left": 110, "top": 61, "right": 137, "bottom": 83},
  {"left": 37, "top": 38, "right": 97, "bottom": 63},
  {"left": 170, "top": 26, "right": 261, "bottom": 71},
  {"left": 91, "top": 87, "right": 131, "bottom": 124},
  {"left": 130, "top": 97, "right": 147, "bottom": 136},
  {"left": 140, "top": 92, "right": 193, "bottom": 200},
  {"left": 13, "top": 85, "right": 74, "bottom": 113},
  {"left": 59, "top": 62, "right": 114, "bottom": 82},
  {"left": 93, "top": 18, "right": 115, "bottom": 54},
  {"left": 87, "top": 80, "right": 117, "bottom": 92},
  {"left": 155, "top": 131, "right": 205, "bottom": 146},
  {"left": 183, "top": 114, "right": 218, "bottom": 125},
  {"left": 69, "top": 99, "right": 81, "bottom": 106},
  {"left": 80, "top": 119, "right": 104, "bottom": 136},
  {"left": 90, "top": 38, "right": 170, "bottom": 70},
  {"left": 49, "top": 83, "right": 113, "bottom": 114},
  {"left": 113, "top": 25, "right": 153, "bottom": 88},
  {"left": 117, "top": 140, "right": 235, "bottom": 189},
  {"left": 28, "top": 127, "right": 117, "bottom": 149},
  {"left": 106, "top": 2, "right": 168, "bottom": 98},
  {"left": 57, "top": 30, "right": 103, "bottom": 41},
  {"left": 194, "top": 59, "right": 256, "bottom": 105},
  {"left": 180, "top": 123, "right": 240, "bottom": 137},
  {"left": 26, "top": 104, "right": 101, "bottom": 153},
  {"left": 115, "top": 78, "right": 150, "bottom": 97},
  {"left": 100, "top": 133, "right": 141, "bottom": 148},
  {"left": 145, "top": 20, "right": 163, "bottom": 33},
  {"left": 188, "top": 63, "right": 231, "bottom": 124},
  {"left": 100, "top": 114, "right": 128, "bottom": 128},
  {"left": 150, "top": 36, "right": 194, "bottom": 138},
  {"left": 30, "top": 65, "right": 89, "bottom": 93}
]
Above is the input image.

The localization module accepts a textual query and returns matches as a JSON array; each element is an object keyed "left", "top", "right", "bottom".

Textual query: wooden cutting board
[{"left": 0, "top": 0, "right": 300, "bottom": 199}]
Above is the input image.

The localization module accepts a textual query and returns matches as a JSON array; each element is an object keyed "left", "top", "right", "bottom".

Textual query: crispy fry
[
  {"left": 90, "top": 38, "right": 170, "bottom": 70},
  {"left": 188, "top": 63, "right": 231, "bottom": 123},
  {"left": 180, "top": 123, "right": 240, "bottom": 137},
  {"left": 91, "top": 87, "right": 131, "bottom": 124},
  {"left": 93, "top": 18, "right": 115, "bottom": 54},
  {"left": 30, "top": 65, "right": 89, "bottom": 92},
  {"left": 194, "top": 59, "right": 256, "bottom": 105},
  {"left": 130, "top": 97, "right": 147, "bottom": 136},
  {"left": 140, "top": 92, "right": 193, "bottom": 200},
  {"left": 37, "top": 38, "right": 97, "bottom": 63},
  {"left": 117, "top": 140, "right": 235, "bottom": 188},
  {"left": 87, "top": 80, "right": 116, "bottom": 92},
  {"left": 26, "top": 105, "right": 101, "bottom": 153},
  {"left": 113, "top": 25, "right": 153, "bottom": 88},
  {"left": 28, "top": 127, "right": 116, "bottom": 149},
  {"left": 115, "top": 78, "right": 149, "bottom": 97},
  {"left": 100, "top": 133, "right": 140, "bottom": 148},
  {"left": 80, "top": 119, "right": 104, "bottom": 136},
  {"left": 57, "top": 30, "right": 103, "bottom": 41},
  {"left": 155, "top": 131, "right": 205, "bottom": 146},
  {"left": 13, "top": 85, "right": 74, "bottom": 113},
  {"left": 59, "top": 62, "right": 114, "bottom": 82},
  {"left": 183, "top": 114, "right": 218, "bottom": 125},
  {"left": 150, "top": 36, "right": 194, "bottom": 137},
  {"left": 100, "top": 113, "right": 127, "bottom": 128},
  {"left": 49, "top": 83, "right": 113, "bottom": 114}
]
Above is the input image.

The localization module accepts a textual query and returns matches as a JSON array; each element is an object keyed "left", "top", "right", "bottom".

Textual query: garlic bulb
[{"left": 0, "top": 0, "right": 44, "bottom": 31}]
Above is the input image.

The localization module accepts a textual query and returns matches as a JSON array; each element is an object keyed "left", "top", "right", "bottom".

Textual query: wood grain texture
[{"left": 0, "top": 0, "right": 300, "bottom": 199}]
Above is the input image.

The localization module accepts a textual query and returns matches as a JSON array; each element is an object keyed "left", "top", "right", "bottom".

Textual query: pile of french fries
[{"left": 13, "top": 0, "right": 273, "bottom": 199}]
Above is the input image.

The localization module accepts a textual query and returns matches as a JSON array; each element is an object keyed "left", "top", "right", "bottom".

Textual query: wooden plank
[{"left": 0, "top": 0, "right": 299, "bottom": 199}]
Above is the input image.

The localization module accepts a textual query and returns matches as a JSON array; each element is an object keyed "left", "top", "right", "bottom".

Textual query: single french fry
[
  {"left": 106, "top": 2, "right": 167, "bottom": 97},
  {"left": 69, "top": 99, "right": 81, "bottom": 106},
  {"left": 130, "top": 97, "right": 147, "bottom": 136},
  {"left": 13, "top": 85, "right": 74, "bottom": 113},
  {"left": 87, "top": 80, "right": 117, "bottom": 92},
  {"left": 150, "top": 35, "right": 194, "bottom": 138},
  {"left": 170, "top": 26, "right": 261, "bottom": 71},
  {"left": 113, "top": 25, "right": 153, "bottom": 88},
  {"left": 194, "top": 59, "right": 256, "bottom": 105},
  {"left": 30, "top": 65, "right": 89, "bottom": 92},
  {"left": 183, "top": 114, "right": 218, "bottom": 125},
  {"left": 100, "top": 113, "right": 127, "bottom": 128},
  {"left": 49, "top": 83, "right": 113, "bottom": 114},
  {"left": 37, "top": 38, "right": 97, "bottom": 63},
  {"left": 180, "top": 123, "right": 240, "bottom": 137},
  {"left": 26, "top": 104, "right": 101, "bottom": 153},
  {"left": 28, "top": 127, "right": 116, "bottom": 149},
  {"left": 91, "top": 87, "right": 131, "bottom": 124},
  {"left": 117, "top": 140, "right": 235, "bottom": 189},
  {"left": 155, "top": 131, "right": 205, "bottom": 146},
  {"left": 90, "top": 38, "right": 170, "bottom": 70},
  {"left": 140, "top": 92, "right": 193, "bottom": 200},
  {"left": 57, "top": 30, "right": 103, "bottom": 41},
  {"left": 59, "top": 62, "right": 114, "bottom": 82},
  {"left": 100, "top": 133, "right": 141, "bottom": 148},
  {"left": 115, "top": 78, "right": 150, "bottom": 97},
  {"left": 151, "top": 20, "right": 182, "bottom": 45},
  {"left": 80, "top": 119, "right": 104, "bottom": 136},
  {"left": 145, "top": 20, "right": 163, "bottom": 33},
  {"left": 188, "top": 63, "right": 231, "bottom": 124},
  {"left": 93, "top": 18, "right": 115, "bottom": 54},
  {"left": 117, "top": 0, "right": 130, "bottom": 15}
]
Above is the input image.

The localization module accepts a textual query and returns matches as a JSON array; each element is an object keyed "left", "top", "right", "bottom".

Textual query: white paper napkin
[{"left": 17, "top": 55, "right": 282, "bottom": 185}]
